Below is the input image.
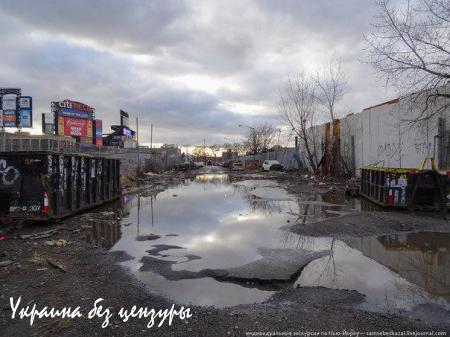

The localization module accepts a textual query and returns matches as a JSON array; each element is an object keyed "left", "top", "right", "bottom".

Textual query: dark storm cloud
[
  {"left": 0, "top": 0, "right": 394, "bottom": 145},
  {"left": 0, "top": 0, "right": 186, "bottom": 53}
]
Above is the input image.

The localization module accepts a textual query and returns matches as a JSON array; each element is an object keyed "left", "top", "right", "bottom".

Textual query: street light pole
[{"left": 203, "top": 138, "right": 206, "bottom": 164}]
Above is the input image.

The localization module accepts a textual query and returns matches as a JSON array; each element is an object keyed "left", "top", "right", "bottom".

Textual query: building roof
[{"left": 362, "top": 98, "right": 400, "bottom": 111}]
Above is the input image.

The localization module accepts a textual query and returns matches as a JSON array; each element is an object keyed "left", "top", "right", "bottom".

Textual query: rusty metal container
[
  {"left": 360, "top": 160, "right": 448, "bottom": 211},
  {"left": 0, "top": 151, "right": 120, "bottom": 221}
]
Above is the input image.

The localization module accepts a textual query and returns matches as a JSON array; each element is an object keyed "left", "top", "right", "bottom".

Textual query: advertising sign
[
  {"left": 122, "top": 127, "right": 133, "bottom": 137},
  {"left": 2, "top": 94, "right": 17, "bottom": 127},
  {"left": 2, "top": 94, "right": 17, "bottom": 110},
  {"left": 53, "top": 100, "right": 95, "bottom": 138},
  {"left": 87, "top": 120, "right": 93, "bottom": 138},
  {"left": 2, "top": 94, "right": 18, "bottom": 126},
  {"left": 59, "top": 117, "right": 93, "bottom": 137},
  {"left": 17, "top": 96, "right": 32, "bottom": 128},
  {"left": 95, "top": 138, "right": 103, "bottom": 146},
  {"left": 42, "top": 113, "right": 54, "bottom": 134},
  {"left": 52, "top": 100, "right": 94, "bottom": 120},
  {"left": 95, "top": 119, "right": 102, "bottom": 138},
  {"left": 19, "top": 110, "right": 32, "bottom": 128},
  {"left": 64, "top": 117, "right": 87, "bottom": 136},
  {"left": 0, "top": 94, "right": 33, "bottom": 128},
  {"left": 2, "top": 111, "right": 17, "bottom": 127},
  {"left": 18, "top": 97, "right": 31, "bottom": 109},
  {"left": 58, "top": 100, "right": 94, "bottom": 113},
  {"left": 57, "top": 108, "right": 93, "bottom": 120}
]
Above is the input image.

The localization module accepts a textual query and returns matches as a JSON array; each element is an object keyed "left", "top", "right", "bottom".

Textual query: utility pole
[
  {"left": 150, "top": 123, "right": 153, "bottom": 149},
  {"left": 203, "top": 138, "right": 206, "bottom": 164},
  {"left": 136, "top": 116, "right": 140, "bottom": 175},
  {"left": 238, "top": 124, "right": 256, "bottom": 162}
]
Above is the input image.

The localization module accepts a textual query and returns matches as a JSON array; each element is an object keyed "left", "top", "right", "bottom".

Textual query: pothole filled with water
[{"left": 89, "top": 169, "right": 449, "bottom": 321}]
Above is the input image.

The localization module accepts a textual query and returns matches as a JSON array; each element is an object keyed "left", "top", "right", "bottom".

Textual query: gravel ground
[
  {"left": 1, "top": 170, "right": 449, "bottom": 336},
  {"left": 287, "top": 210, "right": 450, "bottom": 237},
  {"left": 1, "top": 226, "right": 446, "bottom": 337}
]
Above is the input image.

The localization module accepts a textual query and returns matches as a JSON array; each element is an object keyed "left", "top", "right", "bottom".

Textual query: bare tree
[
  {"left": 315, "top": 59, "right": 349, "bottom": 175},
  {"left": 316, "top": 59, "right": 349, "bottom": 121},
  {"left": 279, "top": 75, "right": 321, "bottom": 173},
  {"left": 242, "top": 123, "right": 276, "bottom": 155},
  {"left": 209, "top": 144, "right": 221, "bottom": 161},
  {"left": 231, "top": 142, "right": 246, "bottom": 156},
  {"left": 191, "top": 145, "right": 205, "bottom": 161},
  {"left": 365, "top": 0, "right": 450, "bottom": 122}
]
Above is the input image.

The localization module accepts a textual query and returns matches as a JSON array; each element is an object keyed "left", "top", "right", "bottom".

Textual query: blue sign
[
  {"left": 19, "top": 109, "right": 32, "bottom": 128},
  {"left": 17, "top": 96, "right": 33, "bottom": 128},
  {"left": 57, "top": 108, "right": 93, "bottom": 120}
]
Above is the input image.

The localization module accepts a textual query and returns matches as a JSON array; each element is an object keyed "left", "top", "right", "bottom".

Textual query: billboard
[
  {"left": 58, "top": 116, "right": 93, "bottom": 138},
  {"left": 122, "top": 127, "right": 134, "bottom": 137},
  {"left": 0, "top": 93, "right": 33, "bottom": 128},
  {"left": 18, "top": 96, "right": 32, "bottom": 109},
  {"left": 53, "top": 100, "right": 94, "bottom": 140},
  {"left": 94, "top": 119, "right": 102, "bottom": 138},
  {"left": 18, "top": 96, "right": 32, "bottom": 128},
  {"left": 52, "top": 100, "right": 95, "bottom": 120},
  {"left": 57, "top": 108, "right": 93, "bottom": 120},
  {"left": 42, "top": 113, "right": 54, "bottom": 134},
  {"left": 2, "top": 94, "right": 17, "bottom": 127},
  {"left": 19, "top": 110, "right": 32, "bottom": 128},
  {"left": 57, "top": 100, "right": 94, "bottom": 113}
]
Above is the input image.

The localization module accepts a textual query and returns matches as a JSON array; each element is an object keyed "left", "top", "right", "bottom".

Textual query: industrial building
[{"left": 300, "top": 85, "right": 450, "bottom": 176}]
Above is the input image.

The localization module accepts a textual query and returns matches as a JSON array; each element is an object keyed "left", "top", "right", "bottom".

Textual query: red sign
[
  {"left": 62, "top": 117, "right": 92, "bottom": 137},
  {"left": 58, "top": 99, "right": 94, "bottom": 113},
  {"left": 95, "top": 138, "right": 103, "bottom": 146}
]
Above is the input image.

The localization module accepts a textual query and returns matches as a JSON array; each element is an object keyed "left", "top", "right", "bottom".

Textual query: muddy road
[{"left": 1, "top": 166, "right": 449, "bottom": 336}]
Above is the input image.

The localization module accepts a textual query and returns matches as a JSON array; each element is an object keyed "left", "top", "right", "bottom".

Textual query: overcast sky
[{"left": 0, "top": 0, "right": 395, "bottom": 146}]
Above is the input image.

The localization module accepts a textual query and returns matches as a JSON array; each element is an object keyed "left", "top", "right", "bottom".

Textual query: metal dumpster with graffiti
[
  {"left": 0, "top": 151, "right": 120, "bottom": 221},
  {"left": 360, "top": 159, "right": 449, "bottom": 211}
]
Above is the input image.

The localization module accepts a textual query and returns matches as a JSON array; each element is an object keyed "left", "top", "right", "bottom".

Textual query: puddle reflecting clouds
[{"left": 100, "top": 172, "right": 449, "bottom": 315}]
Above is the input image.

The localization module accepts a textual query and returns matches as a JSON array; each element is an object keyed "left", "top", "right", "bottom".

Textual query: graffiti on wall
[
  {"left": 414, "top": 142, "right": 432, "bottom": 156},
  {"left": 0, "top": 159, "right": 20, "bottom": 185},
  {"left": 376, "top": 141, "right": 433, "bottom": 163},
  {"left": 377, "top": 142, "right": 402, "bottom": 161}
]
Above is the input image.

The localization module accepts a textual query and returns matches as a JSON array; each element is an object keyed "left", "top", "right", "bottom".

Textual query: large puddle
[{"left": 92, "top": 170, "right": 449, "bottom": 318}]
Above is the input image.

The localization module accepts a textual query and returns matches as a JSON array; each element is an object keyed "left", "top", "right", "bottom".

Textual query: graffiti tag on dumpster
[{"left": 0, "top": 159, "right": 20, "bottom": 185}]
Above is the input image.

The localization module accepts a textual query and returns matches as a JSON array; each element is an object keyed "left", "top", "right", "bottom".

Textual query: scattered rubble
[
  {"left": 44, "top": 239, "right": 69, "bottom": 247},
  {"left": 46, "top": 258, "right": 68, "bottom": 273},
  {"left": 19, "top": 228, "right": 62, "bottom": 240},
  {"left": 0, "top": 260, "right": 12, "bottom": 267},
  {"left": 288, "top": 211, "right": 450, "bottom": 237},
  {"left": 1, "top": 167, "right": 449, "bottom": 335}
]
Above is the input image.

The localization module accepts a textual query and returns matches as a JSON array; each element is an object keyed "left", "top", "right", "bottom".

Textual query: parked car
[
  {"left": 194, "top": 162, "right": 204, "bottom": 169},
  {"left": 175, "top": 161, "right": 194, "bottom": 171},
  {"left": 231, "top": 160, "right": 244, "bottom": 171},
  {"left": 221, "top": 160, "right": 232, "bottom": 168},
  {"left": 262, "top": 160, "right": 283, "bottom": 171}
]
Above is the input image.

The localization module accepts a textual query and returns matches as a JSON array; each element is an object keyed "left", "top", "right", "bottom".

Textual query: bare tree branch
[{"left": 365, "top": 0, "right": 450, "bottom": 122}]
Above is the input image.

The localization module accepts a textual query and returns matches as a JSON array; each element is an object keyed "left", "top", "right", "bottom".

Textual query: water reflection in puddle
[
  {"left": 100, "top": 172, "right": 449, "bottom": 313},
  {"left": 295, "top": 234, "right": 450, "bottom": 313}
]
